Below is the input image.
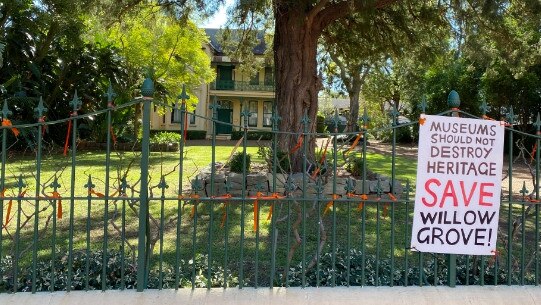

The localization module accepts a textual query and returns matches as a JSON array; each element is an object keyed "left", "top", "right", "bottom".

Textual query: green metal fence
[{"left": 0, "top": 83, "right": 540, "bottom": 293}]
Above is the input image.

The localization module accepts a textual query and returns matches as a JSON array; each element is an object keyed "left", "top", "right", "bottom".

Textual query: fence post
[
  {"left": 447, "top": 90, "right": 460, "bottom": 287},
  {"left": 137, "top": 75, "right": 154, "bottom": 291},
  {"left": 0, "top": 99, "right": 11, "bottom": 287}
]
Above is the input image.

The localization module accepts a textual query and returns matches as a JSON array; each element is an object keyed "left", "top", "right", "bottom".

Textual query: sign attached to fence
[{"left": 411, "top": 114, "right": 505, "bottom": 255}]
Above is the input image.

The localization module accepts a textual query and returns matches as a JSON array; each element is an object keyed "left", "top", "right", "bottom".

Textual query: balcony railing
[{"left": 210, "top": 80, "right": 275, "bottom": 92}]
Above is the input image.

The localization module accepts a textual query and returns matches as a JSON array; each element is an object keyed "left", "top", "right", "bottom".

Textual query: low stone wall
[{"left": 196, "top": 168, "right": 403, "bottom": 198}]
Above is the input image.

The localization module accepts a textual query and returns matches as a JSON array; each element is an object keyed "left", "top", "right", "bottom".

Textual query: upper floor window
[
  {"left": 250, "top": 72, "right": 260, "bottom": 85},
  {"left": 264, "top": 67, "right": 274, "bottom": 86}
]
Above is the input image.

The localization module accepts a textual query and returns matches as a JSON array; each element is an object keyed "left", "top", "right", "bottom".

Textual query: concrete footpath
[{"left": 1, "top": 286, "right": 541, "bottom": 305}]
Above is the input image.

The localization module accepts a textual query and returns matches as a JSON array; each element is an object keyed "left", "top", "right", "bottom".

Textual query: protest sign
[{"left": 410, "top": 114, "right": 504, "bottom": 255}]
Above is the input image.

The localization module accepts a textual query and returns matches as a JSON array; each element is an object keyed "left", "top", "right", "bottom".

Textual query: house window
[
  {"left": 263, "top": 101, "right": 273, "bottom": 127},
  {"left": 264, "top": 67, "right": 274, "bottom": 86},
  {"left": 243, "top": 101, "right": 258, "bottom": 127},
  {"left": 171, "top": 107, "right": 182, "bottom": 123},
  {"left": 189, "top": 110, "right": 196, "bottom": 125},
  {"left": 250, "top": 72, "right": 260, "bottom": 85}
]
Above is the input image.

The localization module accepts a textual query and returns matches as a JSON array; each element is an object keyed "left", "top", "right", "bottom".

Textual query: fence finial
[{"left": 447, "top": 90, "right": 460, "bottom": 108}]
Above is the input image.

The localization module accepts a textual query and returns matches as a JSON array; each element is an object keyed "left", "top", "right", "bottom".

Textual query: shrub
[
  {"left": 316, "top": 114, "right": 327, "bottom": 134},
  {"left": 231, "top": 130, "right": 272, "bottom": 140},
  {"left": 0, "top": 251, "right": 236, "bottom": 292},
  {"left": 345, "top": 157, "right": 364, "bottom": 176},
  {"left": 150, "top": 132, "right": 182, "bottom": 144},
  {"left": 228, "top": 152, "right": 251, "bottom": 173},
  {"left": 257, "top": 147, "right": 291, "bottom": 172},
  {"left": 186, "top": 130, "right": 206, "bottom": 140}
]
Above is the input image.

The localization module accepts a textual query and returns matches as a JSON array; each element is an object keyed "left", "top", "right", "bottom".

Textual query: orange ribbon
[
  {"left": 88, "top": 188, "right": 105, "bottom": 198},
  {"left": 531, "top": 143, "right": 537, "bottom": 164},
  {"left": 212, "top": 194, "right": 232, "bottom": 228},
  {"left": 63, "top": 119, "right": 72, "bottom": 156},
  {"left": 290, "top": 135, "right": 304, "bottom": 154},
  {"left": 345, "top": 133, "right": 362, "bottom": 154},
  {"left": 38, "top": 116, "right": 47, "bottom": 135},
  {"left": 323, "top": 194, "right": 341, "bottom": 216},
  {"left": 110, "top": 126, "right": 117, "bottom": 145},
  {"left": 2, "top": 119, "right": 20, "bottom": 137},
  {"left": 178, "top": 194, "right": 200, "bottom": 219},
  {"left": 312, "top": 138, "right": 331, "bottom": 178},
  {"left": 50, "top": 191, "right": 62, "bottom": 219},
  {"left": 347, "top": 193, "right": 368, "bottom": 212},
  {"left": 248, "top": 192, "right": 285, "bottom": 231}
]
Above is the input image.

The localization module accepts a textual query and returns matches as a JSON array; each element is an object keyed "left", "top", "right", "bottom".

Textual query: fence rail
[{"left": 0, "top": 84, "right": 540, "bottom": 293}]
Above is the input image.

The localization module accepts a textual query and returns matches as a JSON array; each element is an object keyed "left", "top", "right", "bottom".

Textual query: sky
[{"left": 201, "top": 0, "right": 233, "bottom": 28}]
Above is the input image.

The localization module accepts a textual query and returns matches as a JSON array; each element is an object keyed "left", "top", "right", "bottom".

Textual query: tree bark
[{"left": 274, "top": 4, "right": 322, "bottom": 172}]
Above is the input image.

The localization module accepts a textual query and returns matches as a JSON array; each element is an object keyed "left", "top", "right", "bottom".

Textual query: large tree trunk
[{"left": 274, "top": 5, "right": 321, "bottom": 172}]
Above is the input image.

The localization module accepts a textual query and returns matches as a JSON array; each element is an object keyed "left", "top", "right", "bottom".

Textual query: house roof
[{"left": 205, "top": 28, "right": 267, "bottom": 56}]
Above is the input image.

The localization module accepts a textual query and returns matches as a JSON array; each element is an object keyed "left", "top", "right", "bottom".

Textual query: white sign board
[{"left": 410, "top": 114, "right": 504, "bottom": 255}]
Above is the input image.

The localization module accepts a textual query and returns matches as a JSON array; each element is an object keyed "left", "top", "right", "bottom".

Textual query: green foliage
[
  {"left": 231, "top": 130, "right": 272, "bottom": 140},
  {"left": 286, "top": 247, "right": 520, "bottom": 286},
  {"left": 345, "top": 157, "right": 364, "bottom": 176},
  {"left": 150, "top": 132, "right": 182, "bottom": 144},
  {"left": 228, "top": 152, "right": 251, "bottom": 173},
  {"left": 186, "top": 130, "right": 207, "bottom": 140},
  {"left": 258, "top": 147, "right": 291, "bottom": 172},
  {"left": 0, "top": 251, "right": 237, "bottom": 292},
  {"left": 316, "top": 114, "right": 327, "bottom": 134}
]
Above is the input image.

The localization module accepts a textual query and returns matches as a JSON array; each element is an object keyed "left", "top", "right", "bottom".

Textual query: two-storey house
[{"left": 150, "top": 29, "right": 275, "bottom": 139}]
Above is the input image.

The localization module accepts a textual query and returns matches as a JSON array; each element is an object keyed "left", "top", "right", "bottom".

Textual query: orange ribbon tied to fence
[
  {"left": 2, "top": 119, "right": 20, "bottom": 137},
  {"left": 346, "top": 193, "right": 368, "bottom": 212},
  {"left": 178, "top": 194, "right": 201, "bottom": 219},
  {"left": 50, "top": 191, "right": 62, "bottom": 219},
  {"left": 211, "top": 194, "right": 232, "bottom": 228},
  {"left": 323, "top": 194, "right": 341, "bottom": 216},
  {"left": 248, "top": 192, "right": 285, "bottom": 231},
  {"left": 345, "top": 133, "right": 362, "bottom": 154},
  {"left": 290, "top": 135, "right": 304, "bottom": 154},
  {"left": 88, "top": 188, "right": 105, "bottom": 198}
]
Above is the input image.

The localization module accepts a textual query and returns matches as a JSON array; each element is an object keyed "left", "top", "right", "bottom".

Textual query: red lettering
[
  {"left": 422, "top": 178, "right": 440, "bottom": 207},
  {"left": 479, "top": 183, "right": 494, "bottom": 206},
  {"left": 460, "top": 181, "right": 477, "bottom": 207},
  {"left": 440, "top": 180, "right": 458, "bottom": 207}
]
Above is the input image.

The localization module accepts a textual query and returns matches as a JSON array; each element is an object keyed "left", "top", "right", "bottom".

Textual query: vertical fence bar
[
  {"left": 331, "top": 111, "right": 339, "bottom": 287},
  {"left": 535, "top": 113, "right": 540, "bottom": 285},
  {"left": 390, "top": 104, "right": 398, "bottom": 287},
  {"left": 301, "top": 111, "right": 309, "bottom": 288},
  {"left": 84, "top": 176, "right": 93, "bottom": 290},
  {"left": 67, "top": 91, "right": 81, "bottom": 291},
  {"left": 506, "top": 107, "right": 515, "bottom": 285},
  {"left": 120, "top": 178, "right": 127, "bottom": 290},
  {"left": 403, "top": 180, "right": 410, "bottom": 286},
  {"left": 13, "top": 176, "right": 25, "bottom": 293},
  {"left": 103, "top": 85, "right": 114, "bottom": 291},
  {"left": 208, "top": 96, "right": 219, "bottom": 289},
  {"left": 137, "top": 76, "right": 154, "bottom": 291},
  {"left": 31, "top": 97, "right": 46, "bottom": 293},
  {"left": 0, "top": 100, "right": 10, "bottom": 287},
  {"left": 520, "top": 183, "right": 527, "bottom": 286},
  {"left": 176, "top": 89, "right": 188, "bottom": 289},
  {"left": 316, "top": 178, "right": 323, "bottom": 287},
  {"left": 239, "top": 101, "right": 250, "bottom": 288},
  {"left": 50, "top": 177, "right": 60, "bottom": 292},
  {"left": 270, "top": 106, "right": 280, "bottom": 288},
  {"left": 158, "top": 176, "right": 167, "bottom": 289},
  {"left": 361, "top": 108, "right": 368, "bottom": 286}
]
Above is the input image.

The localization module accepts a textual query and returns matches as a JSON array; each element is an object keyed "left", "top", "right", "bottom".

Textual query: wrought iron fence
[{"left": 0, "top": 84, "right": 540, "bottom": 293}]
